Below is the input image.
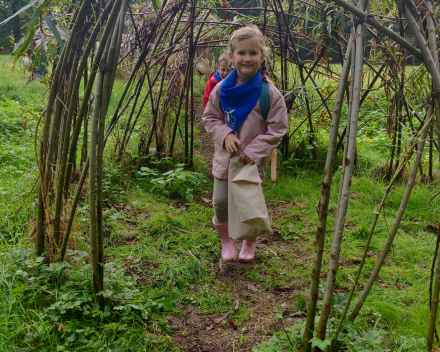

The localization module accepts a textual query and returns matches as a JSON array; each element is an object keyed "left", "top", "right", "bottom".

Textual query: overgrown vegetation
[
  {"left": 2, "top": 0, "right": 440, "bottom": 348},
  {"left": 0, "top": 54, "right": 439, "bottom": 350}
]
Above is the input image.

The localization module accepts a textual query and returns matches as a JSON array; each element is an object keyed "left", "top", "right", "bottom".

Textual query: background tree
[{"left": 0, "top": 0, "right": 32, "bottom": 53}]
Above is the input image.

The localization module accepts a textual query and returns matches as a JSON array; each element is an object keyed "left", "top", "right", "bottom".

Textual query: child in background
[
  {"left": 203, "top": 53, "right": 232, "bottom": 109},
  {"left": 202, "top": 26, "right": 288, "bottom": 263},
  {"left": 25, "top": 29, "right": 49, "bottom": 80}
]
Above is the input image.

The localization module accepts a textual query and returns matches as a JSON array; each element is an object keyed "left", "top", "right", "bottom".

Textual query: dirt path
[{"left": 170, "top": 97, "right": 314, "bottom": 351}]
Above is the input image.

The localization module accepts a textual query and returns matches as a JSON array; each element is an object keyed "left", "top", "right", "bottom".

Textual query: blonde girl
[
  {"left": 202, "top": 25, "right": 288, "bottom": 263},
  {"left": 203, "top": 53, "right": 232, "bottom": 109}
]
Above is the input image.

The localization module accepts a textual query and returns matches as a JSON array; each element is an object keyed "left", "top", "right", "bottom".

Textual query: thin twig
[{"left": 110, "top": 255, "right": 141, "bottom": 274}]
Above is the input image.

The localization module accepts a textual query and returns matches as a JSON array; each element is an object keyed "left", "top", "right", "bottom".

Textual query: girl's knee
[
  {"left": 213, "top": 195, "right": 228, "bottom": 223},
  {"left": 213, "top": 194, "right": 228, "bottom": 212}
]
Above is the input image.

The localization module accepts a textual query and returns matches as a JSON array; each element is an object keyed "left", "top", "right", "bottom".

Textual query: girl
[
  {"left": 203, "top": 53, "right": 232, "bottom": 109},
  {"left": 25, "top": 30, "right": 50, "bottom": 80},
  {"left": 202, "top": 26, "right": 288, "bottom": 263}
]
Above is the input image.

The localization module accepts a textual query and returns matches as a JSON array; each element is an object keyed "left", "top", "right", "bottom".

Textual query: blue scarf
[
  {"left": 220, "top": 69, "right": 262, "bottom": 132},
  {"left": 213, "top": 70, "right": 222, "bottom": 82}
]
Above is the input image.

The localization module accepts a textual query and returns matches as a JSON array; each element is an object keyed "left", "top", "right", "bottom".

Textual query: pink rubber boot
[
  {"left": 213, "top": 218, "right": 236, "bottom": 262},
  {"left": 238, "top": 238, "right": 257, "bottom": 262}
]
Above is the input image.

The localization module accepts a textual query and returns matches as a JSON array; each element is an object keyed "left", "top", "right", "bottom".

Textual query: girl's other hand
[
  {"left": 225, "top": 133, "right": 241, "bottom": 152},
  {"left": 241, "top": 154, "right": 254, "bottom": 165}
]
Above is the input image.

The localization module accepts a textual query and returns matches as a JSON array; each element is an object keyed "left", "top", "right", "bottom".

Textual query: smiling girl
[
  {"left": 203, "top": 53, "right": 232, "bottom": 109},
  {"left": 202, "top": 26, "right": 288, "bottom": 263}
]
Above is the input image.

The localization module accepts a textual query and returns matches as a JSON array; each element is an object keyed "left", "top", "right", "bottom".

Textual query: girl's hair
[
  {"left": 218, "top": 52, "right": 231, "bottom": 68},
  {"left": 228, "top": 25, "right": 270, "bottom": 82}
]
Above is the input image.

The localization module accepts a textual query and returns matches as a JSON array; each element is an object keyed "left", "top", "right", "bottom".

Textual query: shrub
[{"left": 138, "top": 164, "right": 206, "bottom": 202}]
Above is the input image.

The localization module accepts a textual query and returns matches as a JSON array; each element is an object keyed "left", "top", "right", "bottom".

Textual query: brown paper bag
[{"left": 228, "top": 156, "right": 272, "bottom": 240}]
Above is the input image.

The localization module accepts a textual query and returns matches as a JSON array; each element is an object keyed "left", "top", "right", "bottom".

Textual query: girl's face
[
  {"left": 218, "top": 60, "right": 230, "bottom": 80},
  {"left": 229, "top": 38, "right": 265, "bottom": 82}
]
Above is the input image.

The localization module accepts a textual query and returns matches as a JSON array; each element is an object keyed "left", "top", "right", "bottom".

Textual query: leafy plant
[
  {"left": 138, "top": 164, "right": 206, "bottom": 201},
  {"left": 352, "top": 329, "right": 388, "bottom": 352},
  {"left": 310, "top": 337, "right": 332, "bottom": 350},
  {"left": 0, "top": 244, "right": 181, "bottom": 350},
  {"left": 253, "top": 319, "right": 305, "bottom": 352},
  {"left": 398, "top": 336, "right": 429, "bottom": 351}
]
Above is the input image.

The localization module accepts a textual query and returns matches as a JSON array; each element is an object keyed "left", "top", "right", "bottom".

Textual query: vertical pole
[
  {"left": 36, "top": 189, "right": 45, "bottom": 255},
  {"left": 429, "top": 122, "right": 433, "bottom": 180},
  {"left": 315, "top": 12, "right": 366, "bottom": 340},
  {"left": 263, "top": 0, "right": 267, "bottom": 35},
  {"left": 302, "top": 21, "right": 355, "bottom": 352},
  {"left": 189, "top": 1, "right": 195, "bottom": 167},
  {"left": 184, "top": 74, "right": 190, "bottom": 164}
]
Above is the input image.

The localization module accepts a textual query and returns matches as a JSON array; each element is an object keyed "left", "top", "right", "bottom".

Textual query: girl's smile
[
  {"left": 218, "top": 60, "right": 230, "bottom": 80},
  {"left": 229, "top": 38, "right": 265, "bottom": 82}
]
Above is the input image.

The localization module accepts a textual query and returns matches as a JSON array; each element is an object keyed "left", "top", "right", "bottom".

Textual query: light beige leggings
[{"left": 213, "top": 177, "right": 228, "bottom": 223}]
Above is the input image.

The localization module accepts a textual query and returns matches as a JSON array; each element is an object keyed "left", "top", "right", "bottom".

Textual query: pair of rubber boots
[{"left": 213, "top": 218, "right": 256, "bottom": 262}]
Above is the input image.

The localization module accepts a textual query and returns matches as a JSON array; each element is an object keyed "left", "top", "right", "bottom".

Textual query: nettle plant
[{"left": 137, "top": 162, "right": 206, "bottom": 202}]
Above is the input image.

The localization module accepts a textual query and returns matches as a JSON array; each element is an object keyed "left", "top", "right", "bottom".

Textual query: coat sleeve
[
  {"left": 202, "top": 84, "right": 234, "bottom": 147},
  {"left": 242, "top": 88, "right": 288, "bottom": 164}
]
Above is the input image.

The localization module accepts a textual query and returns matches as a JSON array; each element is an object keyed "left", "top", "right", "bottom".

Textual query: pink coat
[{"left": 202, "top": 79, "right": 288, "bottom": 180}]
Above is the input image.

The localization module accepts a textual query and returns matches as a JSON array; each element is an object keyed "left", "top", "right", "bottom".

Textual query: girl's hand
[
  {"left": 225, "top": 133, "right": 241, "bottom": 152},
  {"left": 241, "top": 154, "right": 254, "bottom": 165}
]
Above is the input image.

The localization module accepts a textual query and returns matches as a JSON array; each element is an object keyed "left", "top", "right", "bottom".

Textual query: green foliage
[
  {"left": 137, "top": 163, "right": 206, "bottom": 201},
  {"left": 253, "top": 320, "right": 305, "bottom": 351},
  {"left": 0, "top": 98, "right": 28, "bottom": 135},
  {"left": 398, "top": 336, "right": 429, "bottom": 351},
  {"left": 0, "top": 245, "right": 181, "bottom": 350},
  {"left": 102, "top": 163, "right": 129, "bottom": 203},
  {"left": 0, "top": 58, "right": 45, "bottom": 241},
  {"left": 0, "top": 0, "right": 33, "bottom": 53},
  {"left": 351, "top": 329, "right": 388, "bottom": 352},
  {"left": 310, "top": 337, "right": 332, "bottom": 350},
  {"left": 253, "top": 319, "right": 389, "bottom": 352}
]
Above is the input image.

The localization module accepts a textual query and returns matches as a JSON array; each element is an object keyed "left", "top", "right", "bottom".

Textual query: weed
[
  {"left": 137, "top": 163, "right": 206, "bottom": 201},
  {"left": 0, "top": 244, "right": 181, "bottom": 351},
  {"left": 253, "top": 321, "right": 304, "bottom": 351}
]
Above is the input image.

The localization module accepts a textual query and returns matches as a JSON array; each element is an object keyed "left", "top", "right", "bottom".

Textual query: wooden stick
[
  {"left": 110, "top": 254, "right": 141, "bottom": 274},
  {"left": 271, "top": 149, "right": 277, "bottom": 182}
]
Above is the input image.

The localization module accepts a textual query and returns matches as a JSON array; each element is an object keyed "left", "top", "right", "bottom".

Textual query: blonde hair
[
  {"left": 218, "top": 52, "right": 231, "bottom": 67},
  {"left": 228, "top": 25, "right": 268, "bottom": 55},
  {"left": 228, "top": 25, "right": 270, "bottom": 82}
]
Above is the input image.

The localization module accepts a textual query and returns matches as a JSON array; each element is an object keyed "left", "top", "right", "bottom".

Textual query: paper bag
[{"left": 228, "top": 156, "right": 272, "bottom": 240}]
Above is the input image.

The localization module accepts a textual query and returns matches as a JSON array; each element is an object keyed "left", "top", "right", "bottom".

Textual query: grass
[
  {"left": 0, "top": 54, "right": 45, "bottom": 241},
  {"left": 0, "top": 53, "right": 439, "bottom": 351}
]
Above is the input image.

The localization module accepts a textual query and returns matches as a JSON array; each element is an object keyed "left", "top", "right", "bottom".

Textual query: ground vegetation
[{"left": 1, "top": 0, "right": 440, "bottom": 350}]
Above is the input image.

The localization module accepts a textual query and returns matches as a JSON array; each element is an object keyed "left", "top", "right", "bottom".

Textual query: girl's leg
[
  {"left": 213, "top": 178, "right": 235, "bottom": 262},
  {"left": 213, "top": 177, "right": 228, "bottom": 223}
]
